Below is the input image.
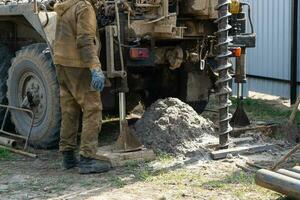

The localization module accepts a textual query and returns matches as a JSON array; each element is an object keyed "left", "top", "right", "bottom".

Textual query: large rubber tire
[{"left": 7, "top": 43, "right": 60, "bottom": 148}]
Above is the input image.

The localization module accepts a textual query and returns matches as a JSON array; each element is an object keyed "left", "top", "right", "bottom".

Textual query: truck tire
[
  {"left": 0, "top": 44, "right": 12, "bottom": 123},
  {"left": 7, "top": 43, "right": 60, "bottom": 148}
]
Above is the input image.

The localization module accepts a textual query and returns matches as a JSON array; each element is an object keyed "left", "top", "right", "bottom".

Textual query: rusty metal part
[
  {"left": 215, "top": 0, "right": 233, "bottom": 148},
  {"left": 115, "top": 120, "right": 144, "bottom": 152},
  {"left": 0, "top": 144, "right": 37, "bottom": 158},
  {"left": 0, "top": 104, "right": 35, "bottom": 150},
  {"left": 115, "top": 93, "right": 143, "bottom": 153},
  {"left": 0, "top": 136, "right": 17, "bottom": 148}
]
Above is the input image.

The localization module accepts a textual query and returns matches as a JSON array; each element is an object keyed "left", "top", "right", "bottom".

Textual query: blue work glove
[{"left": 91, "top": 69, "right": 105, "bottom": 92}]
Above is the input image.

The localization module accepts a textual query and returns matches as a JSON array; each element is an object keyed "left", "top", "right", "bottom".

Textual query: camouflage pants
[{"left": 56, "top": 65, "right": 102, "bottom": 158}]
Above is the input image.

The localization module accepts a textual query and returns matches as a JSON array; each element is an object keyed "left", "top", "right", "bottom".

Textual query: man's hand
[{"left": 91, "top": 69, "right": 105, "bottom": 92}]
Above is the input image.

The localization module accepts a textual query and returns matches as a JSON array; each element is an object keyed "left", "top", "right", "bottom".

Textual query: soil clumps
[{"left": 134, "top": 98, "right": 216, "bottom": 156}]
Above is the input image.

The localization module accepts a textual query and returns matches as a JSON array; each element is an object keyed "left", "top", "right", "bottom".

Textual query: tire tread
[{"left": 7, "top": 43, "right": 60, "bottom": 149}]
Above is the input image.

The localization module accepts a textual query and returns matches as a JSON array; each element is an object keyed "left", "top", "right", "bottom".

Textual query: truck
[{"left": 0, "top": 0, "right": 255, "bottom": 148}]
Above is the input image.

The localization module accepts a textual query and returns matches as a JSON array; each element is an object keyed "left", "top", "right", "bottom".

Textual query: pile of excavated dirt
[{"left": 134, "top": 98, "right": 216, "bottom": 156}]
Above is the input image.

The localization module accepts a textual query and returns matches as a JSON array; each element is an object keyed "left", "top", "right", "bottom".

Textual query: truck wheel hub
[{"left": 19, "top": 72, "right": 46, "bottom": 123}]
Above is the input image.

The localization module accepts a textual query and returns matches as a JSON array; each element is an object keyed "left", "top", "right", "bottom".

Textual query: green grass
[
  {"left": 108, "top": 176, "right": 126, "bottom": 188},
  {"left": 231, "top": 97, "right": 300, "bottom": 141},
  {"left": 0, "top": 148, "right": 11, "bottom": 161},
  {"left": 147, "top": 168, "right": 283, "bottom": 199},
  {"left": 125, "top": 160, "right": 140, "bottom": 169},
  {"left": 225, "top": 171, "right": 254, "bottom": 184},
  {"left": 156, "top": 151, "right": 174, "bottom": 163},
  {"left": 202, "top": 171, "right": 254, "bottom": 190},
  {"left": 135, "top": 165, "right": 152, "bottom": 181},
  {"left": 202, "top": 180, "right": 225, "bottom": 189},
  {"left": 150, "top": 169, "right": 193, "bottom": 187},
  {"left": 47, "top": 176, "right": 77, "bottom": 192},
  {"left": 231, "top": 97, "right": 300, "bottom": 124},
  {"left": 230, "top": 97, "right": 300, "bottom": 140}
]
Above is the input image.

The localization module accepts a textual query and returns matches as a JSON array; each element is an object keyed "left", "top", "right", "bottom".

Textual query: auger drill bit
[{"left": 215, "top": 0, "right": 233, "bottom": 148}]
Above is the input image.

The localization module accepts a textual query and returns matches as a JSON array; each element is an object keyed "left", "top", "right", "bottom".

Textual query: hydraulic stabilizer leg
[
  {"left": 114, "top": 1, "right": 143, "bottom": 152},
  {"left": 115, "top": 90, "right": 143, "bottom": 152},
  {"left": 215, "top": 0, "right": 233, "bottom": 148},
  {"left": 231, "top": 48, "right": 250, "bottom": 127}
]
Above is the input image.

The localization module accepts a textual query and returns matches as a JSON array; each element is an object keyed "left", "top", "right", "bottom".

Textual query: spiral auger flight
[{"left": 215, "top": 0, "right": 233, "bottom": 148}]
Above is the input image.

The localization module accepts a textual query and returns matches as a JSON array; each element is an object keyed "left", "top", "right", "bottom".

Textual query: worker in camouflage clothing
[{"left": 53, "top": 0, "right": 110, "bottom": 174}]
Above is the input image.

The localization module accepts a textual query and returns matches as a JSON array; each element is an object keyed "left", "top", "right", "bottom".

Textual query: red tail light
[{"left": 129, "top": 48, "right": 150, "bottom": 60}]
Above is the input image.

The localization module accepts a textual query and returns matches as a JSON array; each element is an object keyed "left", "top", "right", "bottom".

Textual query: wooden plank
[
  {"left": 271, "top": 144, "right": 300, "bottom": 170},
  {"left": 211, "top": 144, "right": 275, "bottom": 160},
  {"left": 277, "top": 169, "right": 300, "bottom": 180},
  {"left": 231, "top": 124, "right": 278, "bottom": 137},
  {"left": 95, "top": 145, "right": 155, "bottom": 167},
  {"left": 236, "top": 164, "right": 256, "bottom": 173},
  {"left": 231, "top": 137, "right": 254, "bottom": 144},
  {"left": 233, "top": 126, "right": 267, "bottom": 132},
  {"left": 205, "top": 137, "right": 254, "bottom": 149},
  {"left": 255, "top": 169, "right": 300, "bottom": 199},
  {"left": 0, "top": 144, "right": 37, "bottom": 158},
  {"left": 102, "top": 114, "right": 141, "bottom": 124},
  {"left": 246, "top": 161, "right": 264, "bottom": 169}
]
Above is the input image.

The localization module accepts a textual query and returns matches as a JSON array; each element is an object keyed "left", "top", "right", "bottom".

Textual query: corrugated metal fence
[{"left": 232, "top": 0, "right": 299, "bottom": 100}]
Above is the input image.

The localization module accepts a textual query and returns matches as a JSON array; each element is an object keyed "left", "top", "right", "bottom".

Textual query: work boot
[
  {"left": 62, "top": 151, "right": 78, "bottom": 170},
  {"left": 79, "top": 156, "right": 111, "bottom": 174}
]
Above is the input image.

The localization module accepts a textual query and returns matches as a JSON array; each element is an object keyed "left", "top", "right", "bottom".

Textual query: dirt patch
[
  {"left": 0, "top": 95, "right": 297, "bottom": 199},
  {"left": 0, "top": 133, "right": 291, "bottom": 200},
  {"left": 134, "top": 98, "right": 216, "bottom": 156}
]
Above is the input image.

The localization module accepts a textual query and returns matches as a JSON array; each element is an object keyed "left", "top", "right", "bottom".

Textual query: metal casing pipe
[
  {"left": 277, "top": 169, "right": 300, "bottom": 180},
  {"left": 255, "top": 169, "right": 300, "bottom": 199},
  {"left": 0, "top": 136, "right": 17, "bottom": 148}
]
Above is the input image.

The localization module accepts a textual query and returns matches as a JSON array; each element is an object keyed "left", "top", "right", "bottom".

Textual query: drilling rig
[{"left": 0, "top": 0, "right": 255, "bottom": 148}]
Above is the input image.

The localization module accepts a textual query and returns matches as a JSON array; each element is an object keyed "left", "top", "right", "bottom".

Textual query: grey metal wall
[{"left": 238, "top": 0, "right": 293, "bottom": 98}]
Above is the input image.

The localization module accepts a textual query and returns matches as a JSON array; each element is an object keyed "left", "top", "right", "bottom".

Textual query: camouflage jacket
[{"left": 53, "top": 0, "right": 100, "bottom": 68}]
